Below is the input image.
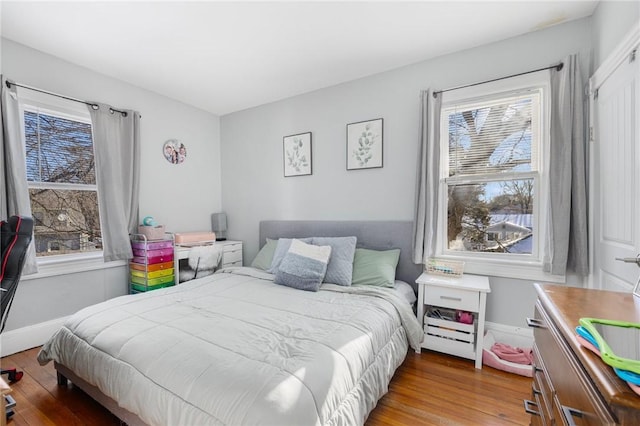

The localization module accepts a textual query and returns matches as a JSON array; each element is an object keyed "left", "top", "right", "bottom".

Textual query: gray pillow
[
  {"left": 267, "top": 237, "right": 313, "bottom": 273},
  {"left": 312, "top": 236, "right": 357, "bottom": 286},
  {"left": 274, "top": 239, "right": 332, "bottom": 292},
  {"left": 351, "top": 248, "right": 400, "bottom": 287},
  {"left": 250, "top": 238, "right": 278, "bottom": 270}
]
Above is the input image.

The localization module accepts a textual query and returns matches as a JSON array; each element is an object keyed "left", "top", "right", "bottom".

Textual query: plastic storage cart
[{"left": 129, "top": 234, "right": 175, "bottom": 293}]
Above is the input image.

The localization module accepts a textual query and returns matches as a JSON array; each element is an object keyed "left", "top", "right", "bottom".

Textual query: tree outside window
[
  {"left": 23, "top": 109, "right": 102, "bottom": 257},
  {"left": 442, "top": 90, "right": 541, "bottom": 256}
]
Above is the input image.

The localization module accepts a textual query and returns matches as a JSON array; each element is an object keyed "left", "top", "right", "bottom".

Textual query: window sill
[
  {"left": 438, "top": 255, "right": 565, "bottom": 283},
  {"left": 22, "top": 252, "right": 127, "bottom": 281}
]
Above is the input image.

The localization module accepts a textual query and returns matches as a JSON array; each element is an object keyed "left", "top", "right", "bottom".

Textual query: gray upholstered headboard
[{"left": 259, "top": 220, "right": 422, "bottom": 290}]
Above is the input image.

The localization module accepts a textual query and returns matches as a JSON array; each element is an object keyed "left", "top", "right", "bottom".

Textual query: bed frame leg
[{"left": 56, "top": 371, "right": 68, "bottom": 386}]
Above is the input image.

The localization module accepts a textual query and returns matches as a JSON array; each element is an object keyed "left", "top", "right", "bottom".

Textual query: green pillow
[
  {"left": 351, "top": 248, "right": 400, "bottom": 287},
  {"left": 251, "top": 238, "right": 278, "bottom": 270}
]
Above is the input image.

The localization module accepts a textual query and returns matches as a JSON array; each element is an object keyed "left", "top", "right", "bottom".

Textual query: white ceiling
[{"left": 1, "top": 1, "right": 598, "bottom": 116}]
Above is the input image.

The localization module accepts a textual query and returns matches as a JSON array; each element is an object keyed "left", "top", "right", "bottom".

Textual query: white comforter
[{"left": 38, "top": 267, "right": 423, "bottom": 426}]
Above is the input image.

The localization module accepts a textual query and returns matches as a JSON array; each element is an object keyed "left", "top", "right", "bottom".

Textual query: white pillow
[
  {"left": 393, "top": 280, "right": 417, "bottom": 305},
  {"left": 267, "top": 237, "right": 313, "bottom": 274}
]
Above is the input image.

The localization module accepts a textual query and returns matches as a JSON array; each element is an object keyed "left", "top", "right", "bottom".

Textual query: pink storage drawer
[
  {"left": 132, "top": 254, "right": 174, "bottom": 265},
  {"left": 132, "top": 247, "right": 173, "bottom": 257},
  {"left": 131, "top": 240, "right": 173, "bottom": 250}
]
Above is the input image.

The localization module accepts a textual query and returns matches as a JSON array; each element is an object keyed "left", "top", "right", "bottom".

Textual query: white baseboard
[
  {"left": 485, "top": 321, "right": 534, "bottom": 347},
  {"left": 0, "top": 316, "right": 69, "bottom": 357}
]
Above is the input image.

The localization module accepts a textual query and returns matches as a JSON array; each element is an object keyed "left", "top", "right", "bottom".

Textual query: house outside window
[
  {"left": 20, "top": 95, "right": 102, "bottom": 259},
  {"left": 436, "top": 72, "right": 552, "bottom": 280}
]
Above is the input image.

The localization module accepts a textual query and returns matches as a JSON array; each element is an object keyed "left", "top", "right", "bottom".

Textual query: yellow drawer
[
  {"left": 130, "top": 268, "right": 174, "bottom": 279},
  {"left": 130, "top": 274, "right": 174, "bottom": 286}
]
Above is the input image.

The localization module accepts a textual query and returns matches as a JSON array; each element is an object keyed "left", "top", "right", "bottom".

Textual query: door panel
[
  {"left": 593, "top": 54, "right": 639, "bottom": 291},
  {"left": 601, "top": 270, "right": 635, "bottom": 292}
]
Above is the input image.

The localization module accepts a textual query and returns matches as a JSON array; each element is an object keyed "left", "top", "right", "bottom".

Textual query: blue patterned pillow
[
  {"left": 267, "top": 237, "right": 313, "bottom": 274},
  {"left": 274, "top": 239, "right": 332, "bottom": 292},
  {"left": 312, "top": 236, "right": 357, "bottom": 286}
]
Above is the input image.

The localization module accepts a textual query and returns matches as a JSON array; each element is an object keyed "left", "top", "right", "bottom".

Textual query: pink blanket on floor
[{"left": 490, "top": 342, "right": 533, "bottom": 365}]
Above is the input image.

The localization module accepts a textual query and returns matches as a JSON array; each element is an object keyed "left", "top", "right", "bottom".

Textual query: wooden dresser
[{"left": 526, "top": 283, "right": 640, "bottom": 425}]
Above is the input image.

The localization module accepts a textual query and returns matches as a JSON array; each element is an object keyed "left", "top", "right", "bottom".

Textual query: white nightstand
[
  {"left": 174, "top": 240, "right": 243, "bottom": 284},
  {"left": 416, "top": 272, "right": 491, "bottom": 369},
  {"left": 218, "top": 241, "right": 243, "bottom": 267}
]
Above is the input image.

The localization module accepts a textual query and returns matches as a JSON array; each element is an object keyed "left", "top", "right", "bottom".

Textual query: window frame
[
  {"left": 434, "top": 71, "right": 561, "bottom": 282},
  {"left": 16, "top": 89, "right": 124, "bottom": 277}
]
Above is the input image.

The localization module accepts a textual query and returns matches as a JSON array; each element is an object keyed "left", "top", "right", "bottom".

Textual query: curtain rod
[
  {"left": 5, "top": 80, "right": 129, "bottom": 117},
  {"left": 433, "top": 62, "right": 563, "bottom": 98}
]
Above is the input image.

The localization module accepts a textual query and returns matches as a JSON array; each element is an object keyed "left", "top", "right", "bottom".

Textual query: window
[
  {"left": 20, "top": 99, "right": 102, "bottom": 258},
  {"left": 436, "top": 73, "right": 551, "bottom": 280}
]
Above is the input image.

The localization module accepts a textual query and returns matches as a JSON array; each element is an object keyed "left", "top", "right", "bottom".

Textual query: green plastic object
[{"left": 579, "top": 317, "right": 640, "bottom": 374}]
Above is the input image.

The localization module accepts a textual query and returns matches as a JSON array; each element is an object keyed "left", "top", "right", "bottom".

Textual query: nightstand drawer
[
  {"left": 424, "top": 286, "right": 479, "bottom": 312},
  {"left": 223, "top": 243, "right": 242, "bottom": 253},
  {"left": 222, "top": 242, "right": 243, "bottom": 266},
  {"left": 223, "top": 249, "right": 242, "bottom": 264}
]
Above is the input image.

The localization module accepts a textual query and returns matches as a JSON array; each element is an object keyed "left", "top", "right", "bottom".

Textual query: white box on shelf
[
  {"left": 424, "top": 316, "right": 476, "bottom": 343},
  {"left": 425, "top": 336, "right": 476, "bottom": 360}
]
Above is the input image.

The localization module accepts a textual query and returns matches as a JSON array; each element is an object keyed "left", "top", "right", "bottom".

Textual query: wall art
[
  {"left": 283, "top": 132, "right": 312, "bottom": 177},
  {"left": 163, "top": 139, "right": 186, "bottom": 164},
  {"left": 347, "top": 118, "right": 383, "bottom": 170}
]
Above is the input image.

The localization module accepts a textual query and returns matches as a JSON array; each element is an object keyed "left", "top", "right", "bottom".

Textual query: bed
[{"left": 37, "top": 220, "right": 423, "bottom": 426}]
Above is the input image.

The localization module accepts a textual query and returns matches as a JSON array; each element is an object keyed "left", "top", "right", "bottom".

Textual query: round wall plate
[{"left": 163, "top": 139, "right": 187, "bottom": 164}]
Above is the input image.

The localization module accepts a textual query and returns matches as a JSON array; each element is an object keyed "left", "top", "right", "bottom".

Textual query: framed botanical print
[
  {"left": 347, "top": 118, "right": 383, "bottom": 170},
  {"left": 283, "top": 132, "right": 312, "bottom": 177}
]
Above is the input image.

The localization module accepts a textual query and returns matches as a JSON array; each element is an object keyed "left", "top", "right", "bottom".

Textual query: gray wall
[
  {"left": 1, "top": 39, "right": 222, "bottom": 331},
  {"left": 591, "top": 0, "right": 640, "bottom": 69},
  {"left": 221, "top": 19, "right": 592, "bottom": 328},
  {"left": 4, "top": 4, "right": 639, "bottom": 334}
]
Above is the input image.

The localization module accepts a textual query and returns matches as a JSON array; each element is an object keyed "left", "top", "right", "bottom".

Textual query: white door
[{"left": 591, "top": 51, "right": 639, "bottom": 291}]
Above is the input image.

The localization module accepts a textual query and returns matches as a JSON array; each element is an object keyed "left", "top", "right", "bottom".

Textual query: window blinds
[{"left": 446, "top": 92, "right": 540, "bottom": 178}]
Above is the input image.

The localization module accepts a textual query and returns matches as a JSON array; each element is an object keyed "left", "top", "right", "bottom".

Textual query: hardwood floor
[
  {"left": 1, "top": 347, "right": 531, "bottom": 425},
  {"left": 367, "top": 352, "right": 531, "bottom": 425}
]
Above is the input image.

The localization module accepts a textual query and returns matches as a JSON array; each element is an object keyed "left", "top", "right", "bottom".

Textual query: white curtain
[
  {"left": 544, "top": 54, "right": 588, "bottom": 276},
  {"left": 412, "top": 89, "right": 442, "bottom": 264},
  {"left": 0, "top": 77, "right": 37, "bottom": 275},
  {"left": 88, "top": 103, "right": 141, "bottom": 262}
]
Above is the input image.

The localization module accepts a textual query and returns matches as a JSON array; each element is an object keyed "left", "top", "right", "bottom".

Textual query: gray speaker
[{"left": 211, "top": 212, "right": 227, "bottom": 241}]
